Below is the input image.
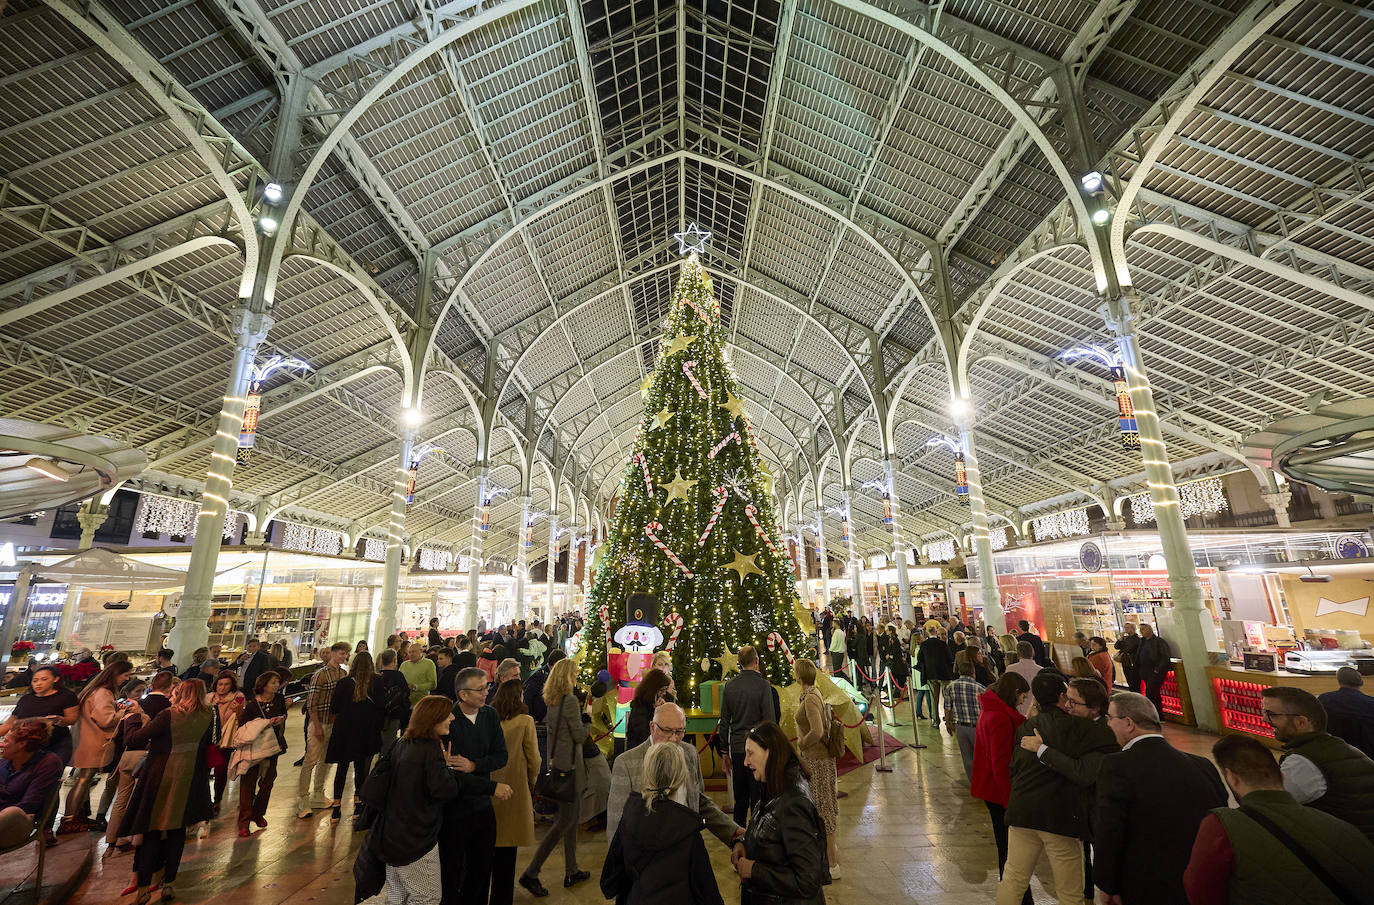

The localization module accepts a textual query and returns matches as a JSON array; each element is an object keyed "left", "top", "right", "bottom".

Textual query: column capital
[
  {"left": 1261, "top": 490, "right": 1292, "bottom": 510},
  {"left": 229, "top": 307, "right": 275, "bottom": 347},
  {"left": 1099, "top": 291, "right": 1146, "bottom": 338}
]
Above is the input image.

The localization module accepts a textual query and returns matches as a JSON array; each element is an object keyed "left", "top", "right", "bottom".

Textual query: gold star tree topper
[
  {"left": 660, "top": 468, "right": 697, "bottom": 505},
  {"left": 726, "top": 549, "right": 763, "bottom": 583}
]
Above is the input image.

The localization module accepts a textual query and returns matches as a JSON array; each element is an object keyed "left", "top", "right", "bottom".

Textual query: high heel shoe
[{"left": 160, "top": 884, "right": 175, "bottom": 901}]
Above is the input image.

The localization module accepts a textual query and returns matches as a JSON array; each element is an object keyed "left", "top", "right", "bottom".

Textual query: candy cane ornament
[
  {"left": 633, "top": 453, "right": 654, "bottom": 495},
  {"left": 764, "top": 631, "right": 795, "bottom": 665},
  {"left": 662, "top": 611, "right": 684, "bottom": 650},
  {"left": 645, "top": 521, "right": 693, "bottom": 577},
  {"left": 697, "top": 486, "right": 728, "bottom": 546},
  {"left": 708, "top": 431, "right": 739, "bottom": 459},
  {"left": 745, "top": 504, "right": 778, "bottom": 553},
  {"left": 682, "top": 360, "right": 708, "bottom": 400}
]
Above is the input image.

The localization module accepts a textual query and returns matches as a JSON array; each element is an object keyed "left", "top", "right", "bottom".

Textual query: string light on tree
[{"left": 1033, "top": 508, "right": 1091, "bottom": 541}]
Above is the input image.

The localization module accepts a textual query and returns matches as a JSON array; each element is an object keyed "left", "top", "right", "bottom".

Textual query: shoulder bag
[
  {"left": 1239, "top": 805, "right": 1358, "bottom": 905},
  {"left": 534, "top": 698, "right": 576, "bottom": 802}
]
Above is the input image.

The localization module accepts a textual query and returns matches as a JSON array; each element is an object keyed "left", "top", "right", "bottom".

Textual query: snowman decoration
[{"left": 612, "top": 593, "right": 664, "bottom": 653}]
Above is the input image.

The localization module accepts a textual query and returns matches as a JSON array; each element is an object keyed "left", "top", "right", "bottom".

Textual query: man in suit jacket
[
  {"left": 1093, "top": 692, "right": 1228, "bottom": 904},
  {"left": 607, "top": 702, "right": 741, "bottom": 850}
]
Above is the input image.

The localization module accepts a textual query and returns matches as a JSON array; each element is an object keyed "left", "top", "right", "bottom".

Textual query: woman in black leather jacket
[{"left": 733, "top": 721, "right": 828, "bottom": 905}]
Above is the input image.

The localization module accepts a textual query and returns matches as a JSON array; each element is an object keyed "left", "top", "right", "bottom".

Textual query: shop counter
[{"left": 1207, "top": 665, "right": 1369, "bottom": 748}]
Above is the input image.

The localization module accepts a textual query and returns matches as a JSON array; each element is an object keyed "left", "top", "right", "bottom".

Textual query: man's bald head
[{"left": 649, "top": 702, "right": 686, "bottom": 745}]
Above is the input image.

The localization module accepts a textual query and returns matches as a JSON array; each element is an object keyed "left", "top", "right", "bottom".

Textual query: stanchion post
[
  {"left": 907, "top": 656, "right": 927, "bottom": 750},
  {"left": 873, "top": 645, "right": 893, "bottom": 772}
]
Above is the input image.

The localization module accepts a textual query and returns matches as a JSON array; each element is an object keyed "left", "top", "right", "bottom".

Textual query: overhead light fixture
[
  {"left": 950, "top": 397, "right": 970, "bottom": 418},
  {"left": 402, "top": 407, "right": 423, "bottom": 427},
  {"left": 258, "top": 215, "right": 278, "bottom": 235},
  {"left": 1091, "top": 208, "right": 1111, "bottom": 226},
  {"left": 1080, "top": 171, "right": 1103, "bottom": 193},
  {"left": 24, "top": 458, "right": 70, "bottom": 482},
  {"left": 263, "top": 182, "right": 284, "bottom": 204}
]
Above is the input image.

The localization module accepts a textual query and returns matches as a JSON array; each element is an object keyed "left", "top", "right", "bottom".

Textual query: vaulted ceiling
[{"left": 1, "top": 0, "right": 1370, "bottom": 564}]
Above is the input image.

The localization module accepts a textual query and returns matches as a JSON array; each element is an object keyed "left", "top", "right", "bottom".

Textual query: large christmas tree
[{"left": 578, "top": 244, "right": 808, "bottom": 702}]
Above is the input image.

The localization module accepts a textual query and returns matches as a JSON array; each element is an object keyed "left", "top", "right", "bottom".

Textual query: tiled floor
[{"left": 64, "top": 712, "right": 1222, "bottom": 905}]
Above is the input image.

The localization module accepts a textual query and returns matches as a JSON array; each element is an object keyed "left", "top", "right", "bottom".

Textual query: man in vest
[
  {"left": 1183, "top": 734, "right": 1374, "bottom": 905},
  {"left": 1262, "top": 685, "right": 1374, "bottom": 841}
]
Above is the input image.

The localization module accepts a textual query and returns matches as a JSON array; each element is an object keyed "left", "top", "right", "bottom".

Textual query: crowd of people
[{"left": 0, "top": 607, "right": 1372, "bottom": 905}]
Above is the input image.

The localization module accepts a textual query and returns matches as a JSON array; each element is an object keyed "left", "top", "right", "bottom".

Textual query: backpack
[{"left": 807, "top": 688, "right": 846, "bottom": 758}]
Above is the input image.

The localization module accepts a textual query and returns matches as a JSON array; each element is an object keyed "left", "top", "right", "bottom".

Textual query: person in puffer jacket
[{"left": 601, "top": 742, "right": 723, "bottom": 905}]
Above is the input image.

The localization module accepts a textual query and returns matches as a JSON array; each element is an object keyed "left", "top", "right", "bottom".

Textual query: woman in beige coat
[
  {"left": 61, "top": 660, "right": 134, "bottom": 833},
  {"left": 794, "top": 659, "right": 840, "bottom": 880},
  {"left": 490, "top": 679, "right": 540, "bottom": 905}
]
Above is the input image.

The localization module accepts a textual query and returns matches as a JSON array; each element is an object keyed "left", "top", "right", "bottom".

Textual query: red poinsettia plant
[
  {"left": 10, "top": 640, "right": 35, "bottom": 655},
  {"left": 56, "top": 660, "right": 99, "bottom": 687},
  {"left": 99, "top": 644, "right": 115, "bottom": 653}
]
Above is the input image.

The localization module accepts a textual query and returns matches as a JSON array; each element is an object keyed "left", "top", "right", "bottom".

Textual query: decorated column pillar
[
  {"left": 461, "top": 466, "right": 489, "bottom": 632},
  {"left": 956, "top": 422, "right": 1004, "bottom": 634},
  {"left": 882, "top": 457, "right": 914, "bottom": 623},
  {"left": 813, "top": 506, "right": 831, "bottom": 608},
  {"left": 841, "top": 489, "right": 864, "bottom": 618},
  {"left": 514, "top": 495, "right": 531, "bottom": 620},
  {"left": 168, "top": 308, "right": 273, "bottom": 657},
  {"left": 76, "top": 501, "right": 109, "bottom": 550},
  {"left": 545, "top": 511, "right": 559, "bottom": 623},
  {"left": 0, "top": 567, "right": 34, "bottom": 669},
  {"left": 1111, "top": 309, "right": 1218, "bottom": 731},
  {"left": 373, "top": 431, "right": 414, "bottom": 651}
]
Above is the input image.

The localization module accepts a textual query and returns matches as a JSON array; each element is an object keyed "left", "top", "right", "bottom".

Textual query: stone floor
[{"left": 62, "top": 710, "right": 1222, "bottom": 905}]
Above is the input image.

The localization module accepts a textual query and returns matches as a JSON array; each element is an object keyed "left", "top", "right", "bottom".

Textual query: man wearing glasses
[
  {"left": 606, "top": 701, "right": 743, "bottom": 850},
  {"left": 1261, "top": 685, "right": 1374, "bottom": 841},
  {"left": 437, "top": 667, "right": 511, "bottom": 905}
]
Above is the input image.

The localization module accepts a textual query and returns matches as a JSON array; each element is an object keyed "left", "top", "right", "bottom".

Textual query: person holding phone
[{"left": 237, "top": 671, "right": 289, "bottom": 837}]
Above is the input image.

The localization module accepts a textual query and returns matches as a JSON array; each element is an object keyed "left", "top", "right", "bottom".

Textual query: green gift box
[{"left": 697, "top": 679, "right": 725, "bottom": 715}]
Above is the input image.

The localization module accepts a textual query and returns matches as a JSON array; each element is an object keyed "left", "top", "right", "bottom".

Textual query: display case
[
  {"left": 1205, "top": 665, "right": 1370, "bottom": 747},
  {"left": 1070, "top": 593, "right": 1120, "bottom": 642}
]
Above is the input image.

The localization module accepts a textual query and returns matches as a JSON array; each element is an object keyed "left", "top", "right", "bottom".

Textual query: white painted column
[
  {"left": 372, "top": 432, "right": 414, "bottom": 651},
  {"left": 1115, "top": 323, "right": 1219, "bottom": 731},
  {"left": 842, "top": 489, "right": 864, "bottom": 618},
  {"left": 0, "top": 567, "right": 33, "bottom": 669},
  {"left": 545, "top": 514, "right": 559, "bottom": 622},
  {"left": 883, "top": 457, "right": 914, "bottom": 623},
  {"left": 461, "top": 467, "right": 489, "bottom": 632},
  {"left": 814, "top": 506, "right": 831, "bottom": 607},
  {"left": 956, "top": 422, "right": 1004, "bottom": 634},
  {"left": 168, "top": 309, "right": 272, "bottom": 657},
  {"left": 514, "top": 495, "right": 531, "bottom": 620}
]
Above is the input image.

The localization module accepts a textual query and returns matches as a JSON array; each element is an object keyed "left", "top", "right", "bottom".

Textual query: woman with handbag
[
  {"left": 326, "top": 651, "right": 385, "bottom": 823},
  {"left": 793, "top": 659, "right": 841, "bottom": 880},
  {"left": 733, "top": 721, "right": 828, "bottom": 905},
  {"left": 236, "top": 670, "right": 287, "bottom": 837},
  {"left": 208, "top": 673, "right": 244, "bottom": 817},
  {"left": 61, "top": 660, "right": 134, "bottom": 833},
  {"left": 491, "top": 679, "right": 540, "bottom": 905},
  {"left": 121, "top": 679, "right": 214, "bottom": 905},
  {"left": 519, "top": 658, "right": 589, "bottom": 897}
]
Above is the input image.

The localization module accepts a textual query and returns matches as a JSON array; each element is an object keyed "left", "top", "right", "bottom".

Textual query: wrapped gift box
[{"left": 697, "top": 679, "right": 725, "bottom": 715}]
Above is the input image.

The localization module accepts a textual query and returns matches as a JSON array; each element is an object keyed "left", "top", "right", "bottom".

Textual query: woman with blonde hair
[
  {"left": 601, "top": 742, "right": 724, "bottom": 905},
  {"left": 519, "top": 658, "right": 589, "bottom": 896},
  {"left": 793, "top": 658, "right": 840, "bottom": 879},
  {"left": 121, "top": 679, "right": 213, "bottom": 904}
]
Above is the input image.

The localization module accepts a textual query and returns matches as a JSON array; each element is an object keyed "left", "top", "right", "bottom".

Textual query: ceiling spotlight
[
  {"left": 1091, "top": 208, "right": 1111, "bottom": 226},
  {"left": 1080, "top": 171, "right": 1103, "bottom": 193},
  {"left": 258, "top": 215, "right": 279, "bottom": 235},
  {"left": 25, "top": 458, "right": 70, "bottom": 483},
  {"left": 950, "top": 397, "right": 970, "bottom": 418},
  {"left": 402, "top": 407, "right": 423, "bottom": 427},
  {"left": 263, "top": 182, "right": 284, "bottom": 204}
]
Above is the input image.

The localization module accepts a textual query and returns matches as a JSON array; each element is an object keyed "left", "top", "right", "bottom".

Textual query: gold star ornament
[
  {"left": 660, "top": 468, "right": 697, "bottom": 505},
  {"left": 717, "top": 648, "right": 740, "bottom": 676},
  {"left": 640, "top": 375, "right": 654, "bottom": 400},
  {"left": 652, "top": 407, "right": 676, "bottom": 430},
  {"left": 726, "top": 549, "right": 763, "bottom": 583},
  {"left": 720, "top": 391, "right": 746, "bottom": 420},
  {"left": 665, "top": 334, "right": 697, "bottom": 357}
]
